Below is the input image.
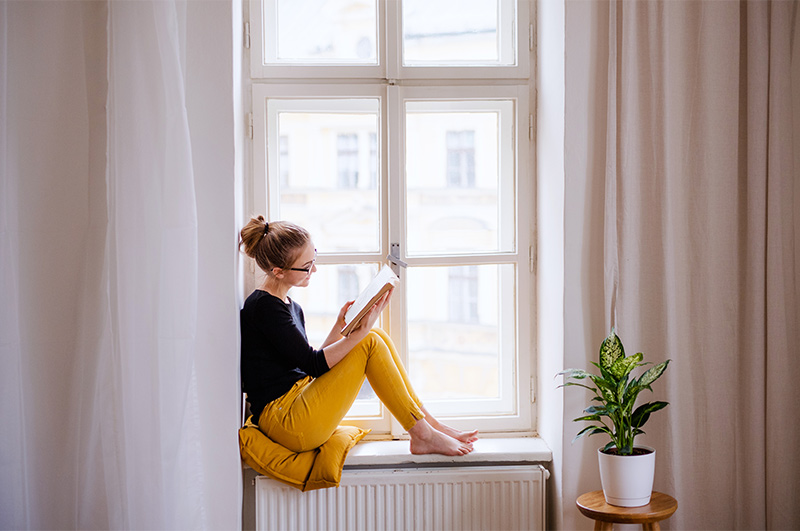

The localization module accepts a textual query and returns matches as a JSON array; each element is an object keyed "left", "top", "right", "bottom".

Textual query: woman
[{"left": 240, "top": 216, "right": 477, "bottom": 456}]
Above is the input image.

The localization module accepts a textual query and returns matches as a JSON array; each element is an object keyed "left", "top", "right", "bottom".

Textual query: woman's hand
[
  {"left": 336, "top": 300, "right": 354, "bottom": 330},
  {"left": 351, "top": 289, "right": 393, "bottom": 336},
  {"left": 321, "top": 300, "right": 355, "bottom": 349},
  {"left": 321, "top": 289, "right": 393, "bottom": 369}
]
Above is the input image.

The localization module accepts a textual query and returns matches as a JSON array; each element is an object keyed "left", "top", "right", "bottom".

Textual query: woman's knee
[
  {"left": 365, "top": 329, "right": 383, "bottom": 344},
  {"left": 363, "top": 330, "right": 392, "bottom": 357},
  {"left": 349, "top": 330, "right": 384, "bottom": 357},
  {"left": 336, "top": 330, "right": 389, "bottom": 373}
]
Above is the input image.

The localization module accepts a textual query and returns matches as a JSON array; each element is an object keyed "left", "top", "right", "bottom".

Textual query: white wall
[{"left": 561, "top": 1, "right": 610, "bottom": 529}]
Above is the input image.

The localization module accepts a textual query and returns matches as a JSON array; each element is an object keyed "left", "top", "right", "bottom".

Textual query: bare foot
[
  {"left": 408, "top": 419, "right": 473, "bottom": 456},
  {"left": 422, "top": 407, "right": 479, "bottom": 443},
  {"left": 431, "top": 422, "right": 479, "bottom": 444}
]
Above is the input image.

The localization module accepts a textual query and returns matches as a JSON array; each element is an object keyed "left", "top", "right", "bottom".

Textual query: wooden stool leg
[
  {"left": 642, "top": 523, "right": 660, "bottom": 531},
  {"left": 594, "top": 521, "right": 613, "bottom": 531}
]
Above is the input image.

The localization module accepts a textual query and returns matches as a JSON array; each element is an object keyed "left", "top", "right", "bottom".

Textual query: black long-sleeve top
[{"left": 240, "top": 290, "right": 330, "bottom": 420}]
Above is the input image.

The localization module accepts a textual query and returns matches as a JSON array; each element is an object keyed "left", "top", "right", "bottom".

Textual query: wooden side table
[{"left": 576, "top": 491, "right": 678, "bottom": 531}]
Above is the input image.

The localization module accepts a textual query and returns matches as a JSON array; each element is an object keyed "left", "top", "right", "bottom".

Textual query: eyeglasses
[{"left": 286, "top": 250, "right": 317, "bottom": 275}]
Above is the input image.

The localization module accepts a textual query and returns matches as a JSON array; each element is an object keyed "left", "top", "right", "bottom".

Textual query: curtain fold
[
  {"left": 0, "top": 1, "right": 240, "bottom": 528},
  {"left": 601, "top": 1, "right": 800, "bottom": 528},
  {"left": 94, "top": 1, "right": 202, "bottom": 528},
  {"left": 0, "top": 0, "right": 28, "bottom": 526}
]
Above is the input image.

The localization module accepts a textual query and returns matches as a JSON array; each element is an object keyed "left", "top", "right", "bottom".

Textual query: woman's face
[{"left": 283, "top": 241, "right": 317, "bottom": 288}]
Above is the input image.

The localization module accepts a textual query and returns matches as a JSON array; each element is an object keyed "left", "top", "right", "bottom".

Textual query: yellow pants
[{"left": 258, "top": 328, "right": 425, "bottom": 453}]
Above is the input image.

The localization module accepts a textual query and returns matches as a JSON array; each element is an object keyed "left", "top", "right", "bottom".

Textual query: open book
[{"left": 341, "top": 264, "right": 399, "bottom": 336}]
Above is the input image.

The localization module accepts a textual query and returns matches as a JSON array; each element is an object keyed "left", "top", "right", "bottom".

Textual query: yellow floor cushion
[{"left": 239, "top": 416, "right": 369, "bottom": 492}]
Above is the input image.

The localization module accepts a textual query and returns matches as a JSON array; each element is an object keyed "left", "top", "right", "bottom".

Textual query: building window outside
[
  {"left": 337, "top": 133, "right": 359, "bottom": 188},
  {"left": 279, "top": 134, "right": 289, "bottom": 186},
  {"left": 448, "top": 265, "right": 479, "bottom": 323},
  {"left": 446, "top": 130, "right": 475, "bottom": 188},
  {"left": 369, "top": 132, "right": 378, "bottom": 188},
  {"left": 338, "top": 266, "right": 360, "bottom": 303}
]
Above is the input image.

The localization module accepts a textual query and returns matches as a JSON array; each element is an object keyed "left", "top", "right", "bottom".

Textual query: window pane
[
  {"left": 402, "top": 0, "right": 516, "bottom": 66},
  {"left": 405, "top": 100, "right": 515, "bottom": 256},
  {"left": 406, "top": 264, "right": 514, "bottom": 412},
  {"left": 273, "top": 100, "right": 380, "bottom": 253},
  {"left": 269, "top": 0, "right": 378, "bottom": 64},
  {"left": 289, "top": 263, "right": 381, "bottom": 415}
]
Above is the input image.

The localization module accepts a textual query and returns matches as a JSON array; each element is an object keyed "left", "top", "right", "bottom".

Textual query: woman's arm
[
  {"left": 322, "top": 290, "right": 392, "bottom": 369},
  {"left": 320, "top": 300, "right": 354, "bottom": 350}
]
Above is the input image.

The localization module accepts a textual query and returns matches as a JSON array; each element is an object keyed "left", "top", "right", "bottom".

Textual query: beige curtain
[{"left": 599, "top": 0, "right": 799, "bottom": 529}]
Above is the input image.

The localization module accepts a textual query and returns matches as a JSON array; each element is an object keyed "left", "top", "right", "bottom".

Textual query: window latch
[{"left": 387, "top": 243, "right": 407, "bottom": 274}]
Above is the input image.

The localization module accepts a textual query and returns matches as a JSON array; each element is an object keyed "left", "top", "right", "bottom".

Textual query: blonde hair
[{"left": 239, "top": 216, "right": 310, "bottom": 273}]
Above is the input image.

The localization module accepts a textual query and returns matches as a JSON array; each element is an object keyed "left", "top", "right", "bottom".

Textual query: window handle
[{"left": 387, "top": 243, "right": 407, "bottom": 274}]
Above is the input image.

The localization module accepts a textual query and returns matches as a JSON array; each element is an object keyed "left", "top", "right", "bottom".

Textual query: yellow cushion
[
  {"left": 304, "top": 425, "right": 370, "bottom": 491},
  {"left": 238, "top": 416, "right": 369, "bottom": 492}
]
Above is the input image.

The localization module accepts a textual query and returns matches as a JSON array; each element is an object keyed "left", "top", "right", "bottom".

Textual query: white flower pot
[{"left": 597, "top": 446, "right": 656, "bottom": 507}]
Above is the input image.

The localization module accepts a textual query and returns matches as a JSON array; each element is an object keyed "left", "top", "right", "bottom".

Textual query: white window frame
[
  {"left": 250, "top": 0, "right": 386, "bottom": 78},
  {"left": 386, "top": 0, "right": 530, "bottom": 80},
  {"left": 250, "top": 0, "right": 530, "bottom": 80},
  {"left": 247, "top": 0, "right": 535, "bottom": 436}
]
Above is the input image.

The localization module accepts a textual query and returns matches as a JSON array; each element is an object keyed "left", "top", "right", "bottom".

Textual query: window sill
[{"left": 344, "top": 436, "right": 552, "bottom": 469}]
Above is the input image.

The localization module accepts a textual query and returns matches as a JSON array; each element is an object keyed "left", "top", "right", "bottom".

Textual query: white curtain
[
  {"left": 564, "top": 1, "right": 800, "bottom": 529},
  {"left": 0, "top": 1, "right": 241, "bottom": 529}
]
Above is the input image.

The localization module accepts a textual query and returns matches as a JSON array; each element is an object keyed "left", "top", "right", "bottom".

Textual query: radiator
[{"left": 254, "top": 465, "right": 547, "bottom": 531}]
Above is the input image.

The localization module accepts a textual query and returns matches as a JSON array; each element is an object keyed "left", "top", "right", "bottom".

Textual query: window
[
  {"left": 338, "top": 266, "right": 360, "bottom": 302},
  {"left": 369, "top": 132, "right": 378, "bottom": 188},
  {"left": 248, "top": 0, "right": 533, "bottom": 435},
  {"left": 336, "top": 133, "right": 359, "bottom": 188},
  {"left": 446, "top": 130, "right": 476, "bottom": 188},
  {"left": 448, "top": 265, "right": 479, "bottom": 323},
  {"left": 279, "top": 135, "right": 289, "bottom": 185}
]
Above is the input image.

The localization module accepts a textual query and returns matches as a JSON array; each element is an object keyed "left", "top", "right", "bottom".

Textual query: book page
[{"left": 341, "top": 264, "right": 400, "bottom": 336}]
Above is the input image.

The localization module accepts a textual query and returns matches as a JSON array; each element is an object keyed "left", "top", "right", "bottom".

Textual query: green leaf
[
  {"left": 583, "top": 405, "right": 607, "bottom": 415},
  {"left": 557, "top": 382, "right": 597, "bottom": 393},
  {"left": 589, "top": 427, "right": 610, "bottom": 437},
  {"left": 616, "top": 374, "right": 628, "bottom": 402},
  {"left": 574, "top": 425, "right": 598, "bottom": 440},
  {"left": 602, "top": 441, "right": 617, "bottom": 452},
  {"left": 573, "top": 425, "right": 611, "bottom": 443},
  {"left": 631, "top": 401, "right": 669, "bottom": 428},
  {"left": 599, "top": 328, "right": 625, "bottom": 370},
  {"left": 590, "top": 373, "right": 618, "bottom": 395},
  {"left": 599, "top": 386, "right": 617, "bottom": 405},
  {"left": 609, "top": 352, "right": 644, "bottom": 380},
  {"left": 556, "top": 368, "right": 592, "bottom": 380},
  {"left": 638, "top": 359, "right": 671, "bottom": 388}
]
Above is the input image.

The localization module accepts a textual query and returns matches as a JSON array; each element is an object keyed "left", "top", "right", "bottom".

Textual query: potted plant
[{"left": 558, "top": 328, "right": 670, "bottom": 507}]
